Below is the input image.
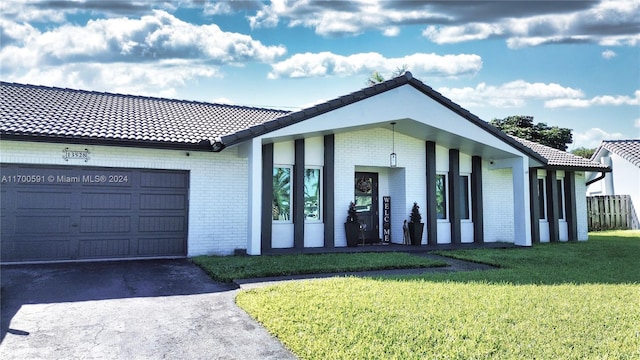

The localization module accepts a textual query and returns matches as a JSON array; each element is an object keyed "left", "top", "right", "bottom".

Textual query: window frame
[
  {"left": 303, "top": 166, "right": 322, "bottom": 223},
  {"left": 537, "top": 177, "right": 547, "bottom": 221},
  {"left": 556, "top": 178, "right": 566, "bottom": 221},
  {"left": 272, "top": 165, "right": 293, "bottom": 223},
  {"left": 460, "top": 173, "right": 472, "bottom": 221},
  {"left": 436, "top": 173, "right": 448, "bottom": 221}
]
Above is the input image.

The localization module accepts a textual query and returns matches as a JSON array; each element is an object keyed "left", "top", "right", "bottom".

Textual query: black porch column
[
  {"left": 323, "top": 134, "right": 335, "bottom": 248},
  {"left": 471, "top": 156, "right": 484, "bottom": 244},
  {"left": 546, "top": 170, "right": 559, "bottom": 242},
  {"left": 529, "top": 169, "right": 541, "bottom": 244},
  {"left": 449, "top": 149, "right": 461, "bottom": 245},
  {"left": 293, "top": 139, "right": 305, "bottom": 249},
  {"left": 261, "top": 143, "right": 273, "bottom": 253},
  {"left": 425, "top": 141, "right": 437, "bottom": 245},
  {"left": 565, "top": 171, "right": 578, "bottom": 241}
]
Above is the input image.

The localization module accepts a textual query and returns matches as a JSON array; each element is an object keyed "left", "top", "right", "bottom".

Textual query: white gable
[{"left": 254, "top": 84, "right": 527, "bottom": 162}]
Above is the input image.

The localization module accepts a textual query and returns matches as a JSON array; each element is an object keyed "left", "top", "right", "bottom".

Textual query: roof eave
[{"left": 0, "top": 133, "right": 217, "bottom": 152}]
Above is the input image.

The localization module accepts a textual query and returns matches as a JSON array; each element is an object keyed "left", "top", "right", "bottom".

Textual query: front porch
[{"left": 261, "top": 241, "right": 517, "bottom": 256}]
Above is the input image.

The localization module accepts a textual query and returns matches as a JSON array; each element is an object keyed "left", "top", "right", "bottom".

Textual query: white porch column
[
  {"left": 512, "top": 156, "right": 532, "bottom": 246},
  {"left": 247, "top": 137, "right": 262, "bottom": 255}
]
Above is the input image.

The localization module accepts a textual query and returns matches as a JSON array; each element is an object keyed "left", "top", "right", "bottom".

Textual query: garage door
[{"left": 1, "top": 164, "right": 189, "bottom": 262}]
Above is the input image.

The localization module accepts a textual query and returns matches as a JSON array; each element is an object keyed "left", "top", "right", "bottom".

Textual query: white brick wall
[
  {"left": 0, "top": 140, "right": 248, "bottom": 256},
  {"left": 483, "top": 164, "right": 515, "bottom": 242}
]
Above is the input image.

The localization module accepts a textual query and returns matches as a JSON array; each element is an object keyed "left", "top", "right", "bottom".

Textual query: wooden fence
[{"left": 587, "top": 195, "right": 639, "bottom": 231}]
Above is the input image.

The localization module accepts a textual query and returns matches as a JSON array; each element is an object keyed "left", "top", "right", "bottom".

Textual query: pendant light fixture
[{"left": 390, "top": 122, "right": 397, "bottom": 167}]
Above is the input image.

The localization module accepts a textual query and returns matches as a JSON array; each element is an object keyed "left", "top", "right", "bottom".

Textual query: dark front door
[{"left": 354, "top": 172, "right": 379, "bottom": 243}]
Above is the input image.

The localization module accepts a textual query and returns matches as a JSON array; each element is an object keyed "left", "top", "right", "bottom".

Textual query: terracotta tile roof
[
  {"left": 0, "top": 82, "right": 289, "bottom": 150},
  {"left": 509, "top": 135, "right": 610, "bottom": 171},
  {"left": 594, "top": 140, "right": 640, "bottom": 167}
]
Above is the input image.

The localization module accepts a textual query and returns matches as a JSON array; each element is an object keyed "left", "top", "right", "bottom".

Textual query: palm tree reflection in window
[
  {"left": 304, "top": 168, "right": 320, "bottom": 220},
  {"left": 273, "top": 167, "right": 291, "bottom": 221}
]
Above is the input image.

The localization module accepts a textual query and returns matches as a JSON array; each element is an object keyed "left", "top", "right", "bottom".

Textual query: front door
[{"left": 354, "top": 172, "right": 379, "bottom": 243}]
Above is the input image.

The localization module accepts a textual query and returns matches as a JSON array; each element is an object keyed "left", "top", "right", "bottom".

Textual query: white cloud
[
  {"left": 545, "top": 90, "right": 640, "bottom": 108},
  {"left": 437, "top": 81, "right": 584, "bottom": 108},
  {"left": 423, "top": 23, "right": 504, "bottom": 44},
  {"left": 0, "top": 10, "right": 287, "bottom": 95},
  {"left": 602, "top": 49, "right": 617, "bottom": 59},
  {"left": 242, "top": 1, "right": 639, "bottom": 48},
  {"left": 3, "top": 60, "right": 221, "bottom": 98},
  {"left": 268, "top": 52, "right": 482, "bottom": 79},
  {"left": 0, "top": 10, "right": 286, "bottom": 69},
  {"left": 573, "top": 128, "right": 626, "bottom": 149},
  {"left": 382, "top": 26, "right": 400, "bottom": 37}
]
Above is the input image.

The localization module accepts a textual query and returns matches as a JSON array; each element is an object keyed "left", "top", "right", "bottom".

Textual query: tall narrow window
[
  {"left": 436, "top": 173, "right": 448, "bottom": 220},
  {"left": 537, "top": 178, "right": 546, "bottom": 220},
  {"left": 460, "top": 175, "right": 471, "bottom": 220},
  {"left": 273, "top": 166, "right": 292, "bottom": 221},
  {"left": 304, "top": 168, "right": 321, "bottom": 221},
  {"left": 557, "top": 179, "right": 565, "bottom": 220}
]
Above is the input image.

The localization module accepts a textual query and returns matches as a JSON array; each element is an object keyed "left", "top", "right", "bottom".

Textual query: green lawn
[
  {"left": 236, "top": 231, "right": 640, "bottom": 359},
  {"left": 192, "top": 252, "right": 447, "bottom": 282}
]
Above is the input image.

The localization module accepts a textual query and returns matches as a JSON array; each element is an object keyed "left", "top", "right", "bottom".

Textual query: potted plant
[
  {"left": 344, "top": 201, "right": 360, "bottom": 247},
  {"left": 408, "top": 202, "right": 424, "bottom": 246}
]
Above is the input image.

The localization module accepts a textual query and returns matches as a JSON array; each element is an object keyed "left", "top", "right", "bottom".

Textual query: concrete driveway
[{"left": 0, "top": 259, "right": 296, "bottom": 360}]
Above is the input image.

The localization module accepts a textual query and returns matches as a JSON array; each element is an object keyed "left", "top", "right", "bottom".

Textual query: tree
[
  {"left": 367, "top": 64, "right": 408, "bottom": 86},
  {"left": 490, "top": 115, "right": 573, "bottom": 151},
  {"left": 570, "top": 147, "right": 596, "bottom": 159}
]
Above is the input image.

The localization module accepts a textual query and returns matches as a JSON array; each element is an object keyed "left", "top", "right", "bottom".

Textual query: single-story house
[
  {"left": 0, "top": 72, "right": 611, "bottom": 263},
  {"left": 586, "top": 140, "right": 640, "bottom": 229}
]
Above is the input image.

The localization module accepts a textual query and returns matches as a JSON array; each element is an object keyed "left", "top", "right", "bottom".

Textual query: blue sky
[{"left": 1, "top": 1, "right": 638, "bottom": 150}]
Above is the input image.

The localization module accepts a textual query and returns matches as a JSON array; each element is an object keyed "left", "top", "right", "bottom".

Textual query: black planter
[
  {"left": 344, "top": 222, "right": 360, "bottom": 247},
  {"left": 408, "top": 222, "right": 424, "bottom": 246}
]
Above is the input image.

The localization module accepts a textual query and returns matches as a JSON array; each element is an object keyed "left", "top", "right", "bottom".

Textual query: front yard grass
[
  {"left": 236, "top": 230, "right": 640, "bottom": 359},
  {"left": 192, "top": 252, "right": 446, "bottom": 282}
]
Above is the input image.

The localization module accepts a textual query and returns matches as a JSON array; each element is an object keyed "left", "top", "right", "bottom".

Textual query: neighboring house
[
  {"left": 0, "top": 73, "right": 610, "bottom": 263},
  {"left": 586, "top": 140, "right": 640, "bottom": 229}
]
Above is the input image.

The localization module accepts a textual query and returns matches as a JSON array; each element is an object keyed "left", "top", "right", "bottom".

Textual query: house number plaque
[{"left": 63, "top": 147, "right": 90, "bottom": 162}]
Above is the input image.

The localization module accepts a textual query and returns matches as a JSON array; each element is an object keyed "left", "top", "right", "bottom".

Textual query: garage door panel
[
  {"left": 16, "top": 191, "right": 72, "bottom": 209},
  {"left": 139, "top": 216, "right": 186, "bottom": 232},
  {"left": 80, "top": 216, "right": 131, "bottom": 233},
  {"left": 78, "top": 238, "right": 131, "bottom": 258},
  {"left": 81, "top": 193, "right": 132, "bottom": 210},
  {"left": 15, "top": 215, "right": 71, "bottom": 234},
  {"left": 8, "top": 239, "right": 71, "bottom": 261},
  {"left": 138, "top": 237, "right": 185, "bottom": 256},
  {"left": 140, "top": 194, "right": 186, "bottom": 210},
  {"left": 1, "top": 164, "right": 189, "bottom": 262},
  {"left": 140, "top": 171, "right": 188, "bottom": 188}
]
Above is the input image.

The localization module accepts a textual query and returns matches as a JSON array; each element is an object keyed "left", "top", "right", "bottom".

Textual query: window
[
  {"left": 557, "top": 179, "right": 565, "bottom": 220},
  {"left": 537, "top": 178, "right": 546, "bottom": 220},
  {"left": 436, "top": 173, "right": 448, "bottom": 220},
  {"left": 273, "top": 166, "right": 291, "bottom": 221},
  {"left": 460, "top": 175, "right": 471, "bottom": 220},
  {"left": 304, "top": 168, "right": 321, "bottom": 221}
]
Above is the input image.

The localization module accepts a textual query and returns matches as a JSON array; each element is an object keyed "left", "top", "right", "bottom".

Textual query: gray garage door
[{"left": 1, "top": 164, "right": 189, "bottom": 262}]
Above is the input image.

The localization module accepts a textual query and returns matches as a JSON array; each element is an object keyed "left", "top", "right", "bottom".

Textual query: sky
[{"left": 1, "top": 1, "right": 639, "bottom": 150}]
